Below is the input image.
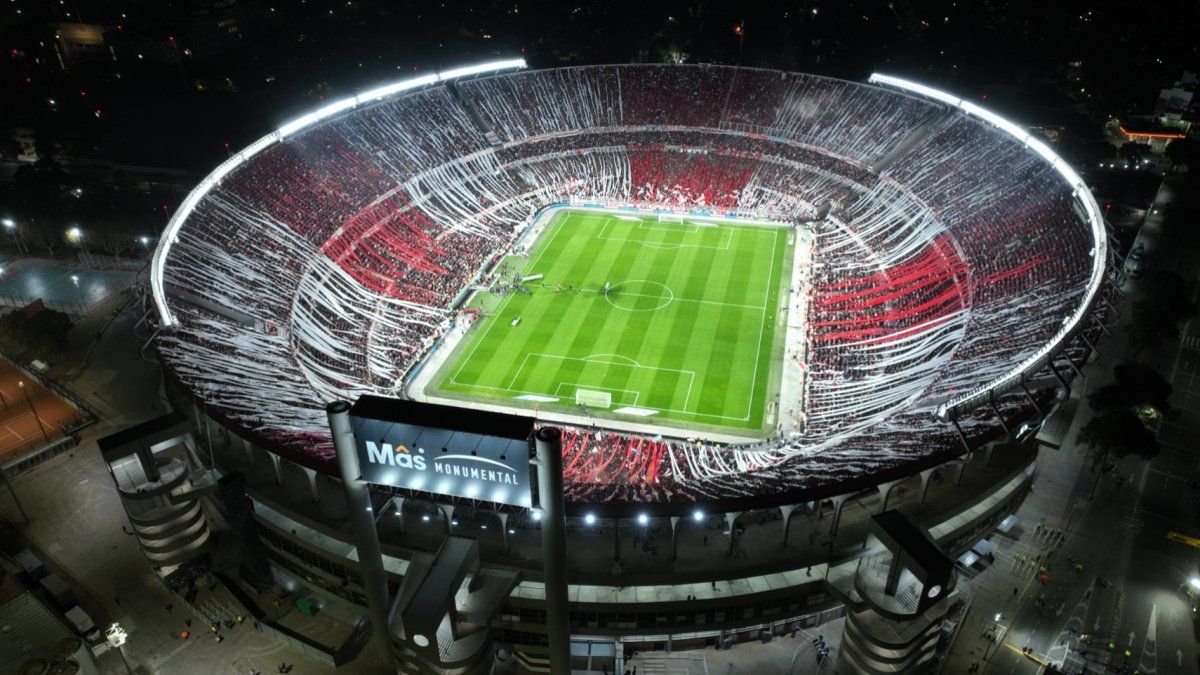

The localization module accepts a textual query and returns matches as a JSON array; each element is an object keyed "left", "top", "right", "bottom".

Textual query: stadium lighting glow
[
  {"left": 2, "top": 218, "right": 13, "bottom": 229},
  {"left": 148, "top": 57, "right": 527, "bottom": 329},
  {"left": 637, "top": 513, "right": 649, "bottom": 525},
  {"left": 692, "top": 509, "right": 705, "bottom": 522},
  {"left": 584, "top": 513, "right": 596, "bottom": 525},
  {"left": 421, "top": 514, "right": 431, "bottom": 522},
  {"left": 869, "top": 72, "right": 1108, "bottom": 420},
  {"left": 867, "top": 73, "right": 961, "bottom": 108},
  {"left": 1190, "top": 578, "right": 1200, "bottom": 591},
  {"left": 530, "top": 509, "right": 543, "bottom": 521}
]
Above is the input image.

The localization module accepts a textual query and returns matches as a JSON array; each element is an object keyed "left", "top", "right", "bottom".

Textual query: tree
[
  {"left": 0, "top": 307, "right": 73, "bottom": 362},
  {"left": 1088, "top": 362, "right": 1173, "bottom": 417},
  {"left": 1127, "top": 269, "right": 1197, "bottom": 357},
  {"left": 1119, "top": 141, "right": 1148, "bottom": 164},
  {"left": 0, "top": 133, "right": 21, "bottom": 161},
  {"left": 1080, "top": 361, "right": 1172, "bottom": 498},
  {"left": 1165, "top": 138, "right": 1200, "bottom": 169},
  {"left": 23, "top": 220, "right": 65, "bottom": 257},
  {"left": 1078, "top": 409, "right": 1160, "bottom": 463}
]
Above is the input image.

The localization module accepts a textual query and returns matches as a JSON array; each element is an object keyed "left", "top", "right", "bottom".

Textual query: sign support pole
[
  {"left": 327, "top": 401, "right": 394, "bottom": 665},
  {"left": 533, "top": 426, "right": 570, "bottom": 671}
]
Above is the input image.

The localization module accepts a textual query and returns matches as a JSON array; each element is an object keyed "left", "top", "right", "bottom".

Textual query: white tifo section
[
  {"left": 410, "top": 204, "right": 811, "bottom": 445},
  {"left": 149, "top": 58, "right": 528, "bottom": 328},
  {"left": 868, "top": 73, "right": 1108, "bottom": 418}
]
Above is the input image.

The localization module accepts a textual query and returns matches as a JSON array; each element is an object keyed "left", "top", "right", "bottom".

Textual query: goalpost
[
  {"left": 657, "top": 213, "right": 685, "bottom": 223},
  {"left": 575, "top": 389, "right": 612, "bottom": 409}
]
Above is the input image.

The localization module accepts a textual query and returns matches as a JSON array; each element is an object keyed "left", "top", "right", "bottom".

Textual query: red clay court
[{"left": 0, "top": 358, "right": 82, "bottom": 463}]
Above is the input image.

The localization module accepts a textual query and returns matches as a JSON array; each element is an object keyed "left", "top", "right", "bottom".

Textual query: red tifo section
[{"left": 810, "top": 234, "right": 969, "bottom": 345}]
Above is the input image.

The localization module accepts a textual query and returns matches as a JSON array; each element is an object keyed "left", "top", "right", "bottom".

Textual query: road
[{"left": 979, "top": 176, "right": 1200, "bottom": 675}]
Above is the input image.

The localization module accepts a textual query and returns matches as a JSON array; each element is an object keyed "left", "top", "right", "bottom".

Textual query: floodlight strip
[
  {"left": 149, "top": 58, "right": 527, "bottom": 328},
  {"left": 868, "top": 73, "right": 1108, "bottom": 418}
]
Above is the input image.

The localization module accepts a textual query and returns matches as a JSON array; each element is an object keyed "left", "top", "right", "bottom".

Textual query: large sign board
[{"left": 348, "top": 397, "right": 534, "bottom": 508}]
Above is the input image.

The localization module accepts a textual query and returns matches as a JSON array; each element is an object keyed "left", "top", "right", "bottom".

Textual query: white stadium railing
[
  {"left": 149, "top": 58, "right": 527, "bottom": 329},
  {"left": 867, "top": 73, "right": 1108, "bottom": 419}
]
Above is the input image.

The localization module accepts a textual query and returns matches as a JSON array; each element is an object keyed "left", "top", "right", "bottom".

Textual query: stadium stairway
[{"left": 446, "top": 81, "right": 504, "bottom": 146}]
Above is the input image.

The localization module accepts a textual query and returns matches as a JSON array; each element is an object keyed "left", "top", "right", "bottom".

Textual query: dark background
[{"left": 0, "top": 0, "right": 1196, "bottom": 243}]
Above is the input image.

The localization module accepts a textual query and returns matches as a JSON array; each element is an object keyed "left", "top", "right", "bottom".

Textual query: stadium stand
[{"left": 155, "top": 65, "right": 1106, "bottom": 507}]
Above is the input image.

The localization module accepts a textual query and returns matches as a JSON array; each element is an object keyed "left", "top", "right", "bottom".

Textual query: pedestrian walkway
[
  {"left": 622, "top": 619, "right": 844, "bottom": 675},
  {"left": 939, "top": 387, "right": 1094, "bottom": 673}
]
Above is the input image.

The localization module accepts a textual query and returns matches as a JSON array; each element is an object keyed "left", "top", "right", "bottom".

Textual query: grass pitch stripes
[{"left": 432, "top": 209, "right": 793, "bottom": 436}]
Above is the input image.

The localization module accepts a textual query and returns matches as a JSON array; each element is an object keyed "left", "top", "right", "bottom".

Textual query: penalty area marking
[
  {"left": 596, "top": 217, "right": 735, "bottom": 250},
  {"left": 507, "top": 352, "right": 696, "bottom": 412},
  {"left": 582, "top": 353, "right": 642, "bottom": 367}
]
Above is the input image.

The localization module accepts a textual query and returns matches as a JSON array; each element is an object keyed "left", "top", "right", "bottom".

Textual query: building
[
  {"left": 0, "top": 562, "right": 100, "bottom": 674},
  {"left": 97, "top": 412, "right": 216, "bottom": 579},
  {"left": 146, "top": 63, "right": 1115, "bottom": 672}
]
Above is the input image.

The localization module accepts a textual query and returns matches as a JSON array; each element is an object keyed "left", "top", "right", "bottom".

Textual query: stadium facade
[{"left": 149, "top": 61, "right": 1114, "bottom": 671}]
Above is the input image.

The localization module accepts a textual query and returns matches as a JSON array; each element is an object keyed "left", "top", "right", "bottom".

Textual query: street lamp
[
  {"left": 71, "top": 274, "right": 85, "bottom": 311},
  {"left": 983, "top": 612, "right": 1005, "bottom": 660},
  {"left": 2, "top": 217, "right": 25, "bottom": 254},
  {"left": 19, "top": 381, "right": 50, "bottom": 444},
  {"left": 105, "top": 622, "right": 134, "bottom": 674}
]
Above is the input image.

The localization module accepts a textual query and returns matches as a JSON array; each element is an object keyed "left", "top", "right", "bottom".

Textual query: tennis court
[
  {"left": 0, "top": 358, "right": 82, "bottom": 464},
  {"left": 0, "top": 261, "right": 133, "bottom": 314}
]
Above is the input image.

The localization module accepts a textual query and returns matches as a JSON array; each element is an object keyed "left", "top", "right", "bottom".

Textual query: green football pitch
[{"left": 428, "top": 209, "right": 794, "bottom": 437}]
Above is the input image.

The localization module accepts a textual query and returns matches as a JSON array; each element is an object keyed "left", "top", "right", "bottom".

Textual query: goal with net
[
  {"left": 657, "top": 213, "right": 685, "bottom": 224},
  {"left": 575, "top": 389, "right": 612, "bottom": 409}
]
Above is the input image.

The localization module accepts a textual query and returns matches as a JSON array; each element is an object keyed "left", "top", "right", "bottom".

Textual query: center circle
[{"left": 604, "top": 280, "right": 674, "bottom": 312}]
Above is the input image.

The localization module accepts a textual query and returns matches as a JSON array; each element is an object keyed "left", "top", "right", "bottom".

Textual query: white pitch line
[
  {"left": 448, "top": 210, "right": 571, "bottom": 386},
  {"left": 589, "top": 287, "right": 765, "bottom": 311},
  {"left": 506, "top": 353, "right": 533, "bottom": 390},
  {"left": 741, "top": 227, "right": 781, "bottom": 420},
  {"left": 444, "top": 208, "right": 787, "bottom": 427}
]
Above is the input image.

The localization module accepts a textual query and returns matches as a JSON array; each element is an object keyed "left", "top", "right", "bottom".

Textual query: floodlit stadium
[{"left": 151, "top": 60, "right": 1113, "bottom": 514}]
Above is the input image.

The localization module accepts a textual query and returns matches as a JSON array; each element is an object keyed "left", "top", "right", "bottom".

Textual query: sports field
[
  {"left": 429, "top": 209, "right": 794, "bottom": 437},
  {"left": 0, "top": 357, "right": 82, "bottom": 464}
]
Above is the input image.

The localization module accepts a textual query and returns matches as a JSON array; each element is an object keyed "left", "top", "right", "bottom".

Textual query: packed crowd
[{"left": 159, "top": 65, "right": 1102, "bottom": 502}]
